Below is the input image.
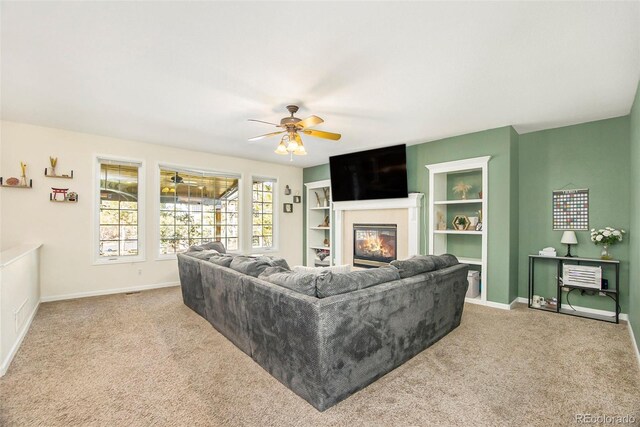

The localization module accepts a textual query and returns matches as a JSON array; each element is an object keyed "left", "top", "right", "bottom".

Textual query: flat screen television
[{"left": 329, "top": 144, "right": 408, "bottom": 202}]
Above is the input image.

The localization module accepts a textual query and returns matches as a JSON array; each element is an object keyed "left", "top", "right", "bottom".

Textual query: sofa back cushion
[
  {"left": 258, "top": 267, "right": 317, "bottom": 297},
  {"left": 315, "top": 266, "right": 401, "bottom": 298},
  {"left": 230, "top": 256, "right": 290, "bottom": 278},
  {"left": 188, "top": 241, "right": 227, "bottom": 254},
  {"left": 390, "top": 254, "right": 458, "bottom": 278},
  {"left": 292, "top": 264, "right": 351, "bottom": 274},
  {"left": 185, "top": 249, "right": 220, "bottom": 260}
]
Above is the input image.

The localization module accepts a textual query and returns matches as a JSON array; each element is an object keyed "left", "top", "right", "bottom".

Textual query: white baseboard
[
  {"left": 40, "top": 281, "right": 180, "bottom": 303},
  {"left": 0, "top": 302, "right": 39, "bottom": 377},
  {"left": 629, "top": 322, "right": 640, "bottom": 369},
  {"left": 485, "top": 300, "right": 514, "bottom": 310},
  {"left": 514, "top": 297, "right": 628, "bottom": 321}
]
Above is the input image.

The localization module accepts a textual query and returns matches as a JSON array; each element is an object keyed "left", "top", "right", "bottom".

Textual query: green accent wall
[
  {"left": 630, "top": 80, "right": 640, "bottom": 352},
  {"left": 407, "top": 127, "right": 519, "bottom": 305},
  {"left": 518, "top": 117, "right": 631, "bottom": 313}
]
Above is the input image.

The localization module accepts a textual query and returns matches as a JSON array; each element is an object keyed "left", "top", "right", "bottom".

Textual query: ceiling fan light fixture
[
  {"left": 286, "top": 139, "right": 299, "bottom": 152},
  {"left": 274, "top": 141, "right": 288, "bottom": 155},
  {"left": 294, "top": 144, "right": 307, "bottom": 156}
]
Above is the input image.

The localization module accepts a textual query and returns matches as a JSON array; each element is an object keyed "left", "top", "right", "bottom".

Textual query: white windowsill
[{"left": 93, "top": 255, "right": 146, "bottom": 266}]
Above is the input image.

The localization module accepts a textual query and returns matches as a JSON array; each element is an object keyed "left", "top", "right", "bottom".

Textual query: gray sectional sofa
[{"left": 177, "top": 245, "right": 469, "bottom": 411}]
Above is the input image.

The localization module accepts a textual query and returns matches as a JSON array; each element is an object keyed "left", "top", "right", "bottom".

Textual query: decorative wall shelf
[
  {"left": 50, "top": 199, "right": 78, "bottom": 203},
  {"left": 44, "top": 168, "right": 74, "bottom": 179},
  {"left": 0, "top": 177, "right": 33, "bottom": 188}
]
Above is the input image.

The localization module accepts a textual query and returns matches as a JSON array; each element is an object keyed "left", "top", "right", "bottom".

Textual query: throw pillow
[
  {"left": 390, "top": 254, "right": 458, "bottom": 278},
  {"left": 208, "top": 254, "right": 235, "bottom": 267},
  {"left": 258, "top": 266, "right": 317, "bottom": 297},
  {"left": 315, "top": 266, "right": 401, "bottom": 298},
  {"left": 229, "top": 256, "right": 273, "bottom": 277}
]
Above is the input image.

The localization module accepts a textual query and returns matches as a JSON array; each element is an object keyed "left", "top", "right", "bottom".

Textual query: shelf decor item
[
  {"left": 20, "top": 162, "right": 28, "bottom": 186},
  {"left": 5, "top": 177, "right": 19, "bottom": 186},
  {"left": 49, "top": 156, "right": 58, "bottom": 176},
  {"left": 560, "top": 231, "right": 578, "bottom": 257},
  {"left": 50, "top": 187, "right": 69, "bottom": 201},
  {"left": 452, "top": 181, "right": 472, "bottom": 200},
  {"left": 590, "top": 227, "right": 626, "bottom": 260},
  {"left": 322, "top": 188, "right": 330, "bottom": 207},
  {"left": 436, "top": 212, "right": 447, "bottom": 230},
  {"left": 452, "top": 215, "right": 470, "bottom": 231},
  {"left": 314, "top": 191, "right": 321, "bottom": 208}
]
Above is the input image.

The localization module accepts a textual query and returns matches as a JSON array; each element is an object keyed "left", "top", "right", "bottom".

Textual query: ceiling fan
[{"left": 248, "top": 105, "right": 341, "bottom": 158}]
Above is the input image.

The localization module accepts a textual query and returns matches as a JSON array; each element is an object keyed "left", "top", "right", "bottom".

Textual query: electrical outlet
[{"left": 561, "top": 286, "right": 570, "bottom": 292}]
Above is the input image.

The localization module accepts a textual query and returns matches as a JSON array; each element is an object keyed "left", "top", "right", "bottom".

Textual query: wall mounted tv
[{"left": 329, "top": 144, "right": 408, "bottom": 202}]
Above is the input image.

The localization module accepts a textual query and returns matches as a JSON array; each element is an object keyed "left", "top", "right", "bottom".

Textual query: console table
[{"left": 528, "top": 255, "right": 620, "bottom": 324}]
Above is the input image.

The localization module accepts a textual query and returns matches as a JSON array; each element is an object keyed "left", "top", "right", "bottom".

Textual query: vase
[{"left": 600, "top": 244, "right": 612, "bottom": 260}]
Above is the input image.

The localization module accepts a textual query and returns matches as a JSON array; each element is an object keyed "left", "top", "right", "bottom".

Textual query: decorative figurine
[
  {"left": 20, "top": 162, "right": 27, "bottom": 186},
  {"left": 452, "top": 181, "right": 472, "bottom": 200}
]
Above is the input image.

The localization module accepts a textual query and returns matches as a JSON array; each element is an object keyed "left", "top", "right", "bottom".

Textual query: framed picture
[
  {"left": 293, "top": 195, "right": 301, "bottom": 203},
  {"left": 475, "top": 222, "right": 483, "bottom": 231},
  {"left": 283, "top": 203, "right": 293, "bottom": 213}
]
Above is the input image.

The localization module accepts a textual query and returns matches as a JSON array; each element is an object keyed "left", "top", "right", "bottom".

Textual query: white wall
[
  {"left": 1, "top": 244, "right": 41, "bottom": 376},
  {"left": 0, "top": 121, "right": 303, "bottom": 300}
]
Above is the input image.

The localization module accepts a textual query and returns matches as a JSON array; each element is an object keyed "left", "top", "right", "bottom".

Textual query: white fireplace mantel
[{"left": 333, "top": 193, "right": 424, "bottom": 265}]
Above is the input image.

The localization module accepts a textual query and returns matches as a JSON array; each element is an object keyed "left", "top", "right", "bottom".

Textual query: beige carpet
[{"left": 1, "top": 287, "right": 638, "bottom": 426}]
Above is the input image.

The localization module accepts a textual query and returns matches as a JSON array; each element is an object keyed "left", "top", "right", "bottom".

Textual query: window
[
  {"left": 97, "top": 159, "right": 143, "bottom": 261},
  {"left": 159, "top": 167, "right": 240, "bottom": 255},
  {"left": 252, "top": 178, "right": 276, "bottom": 250}
]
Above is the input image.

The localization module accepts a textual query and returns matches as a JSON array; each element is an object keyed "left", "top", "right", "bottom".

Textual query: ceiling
[{"left": 2, "top": 2, "right": 639, "bottom": 167}]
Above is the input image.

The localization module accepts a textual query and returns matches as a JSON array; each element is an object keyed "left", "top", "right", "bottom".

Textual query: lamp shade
[{"left": 561, "top": 231, "right": 578, "bottom": 245}]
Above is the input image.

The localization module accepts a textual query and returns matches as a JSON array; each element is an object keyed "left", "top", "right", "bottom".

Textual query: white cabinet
[
  {"left": 305, "top": 180, "right": 333, "bottom": 267},
  {"left": 426, "top": 156, "right": 490, "bottom": 304}
]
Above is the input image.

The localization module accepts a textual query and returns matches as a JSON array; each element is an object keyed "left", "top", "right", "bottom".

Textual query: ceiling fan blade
[
  {"left": 248, "top": 131, "right": 285, "bottom": 141},
  {"left": 296, "top": 115, "right": 324, "bottom": 129},
  {"left": 302, "top": 129, "right": 341, "bottom": 141},
  {"left": 248, "top": 119, "right": 281, "bottom": 127}
]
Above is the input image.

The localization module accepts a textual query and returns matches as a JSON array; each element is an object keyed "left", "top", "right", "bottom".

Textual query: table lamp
[{"left": 561, "top": 231, "right": 578, "bottom": 257}]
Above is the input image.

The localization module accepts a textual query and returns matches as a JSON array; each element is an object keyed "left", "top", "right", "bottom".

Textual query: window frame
[
  {"left": 93, "top": 155, "right": 146, "bottom": 265},
  {"left": 250, "top": 175, "right": 278, "bottom": 254},
  {"left": 155, "top": 163, "right": 242, "bottom": 260}
]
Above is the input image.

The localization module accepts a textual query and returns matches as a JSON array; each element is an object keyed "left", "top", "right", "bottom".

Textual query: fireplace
[{"left": 353, "top": 224, "right": 397, "bottom": 268}]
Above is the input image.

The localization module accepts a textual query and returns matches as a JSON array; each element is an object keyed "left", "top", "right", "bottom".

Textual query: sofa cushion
[
  {"left": 264, "top": 257, "right": 290, "bottom": 270},
  {"left": 258, "top": 266, "right": 317, "bottom": 297},
  {"left": 209, "top": 254, "right": 235, "bottom": 267},
  {"left": 185, "top": 249, "right": 220, "bottom": 260},
  {"left": 292, "top": 264, "right": 351, "bottom": 274},
  {"left": 188, "top": 241, "right": 226, "bottom": 254},
  {"left": 390, "top": 254, "right": 459, "bottom": 278},
  {"left": 315, "top": 266, "right": 401, "bottom": 298}
]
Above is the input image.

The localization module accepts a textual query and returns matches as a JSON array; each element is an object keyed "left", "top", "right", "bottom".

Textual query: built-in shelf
[
  {"left": 434, "top": 230, "right": 482, "bottom": 235},
  {"left": 427, "top": 156, "right": 491, "bottom": 306},
  {"left": 434, "top": 199, "right": 483, "bottom": 205},
  {"left": 306, "top": 179, "right": 333, "bottom": 268}
]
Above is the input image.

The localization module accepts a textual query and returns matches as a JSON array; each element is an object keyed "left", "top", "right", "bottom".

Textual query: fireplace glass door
[{"left": 353, "top": 224, "right": 397, "bottom": 268}]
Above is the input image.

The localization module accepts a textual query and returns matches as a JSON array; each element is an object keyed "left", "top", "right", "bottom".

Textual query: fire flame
[{"left": 357, "top": 234, "right": 394, "bottom": 258}]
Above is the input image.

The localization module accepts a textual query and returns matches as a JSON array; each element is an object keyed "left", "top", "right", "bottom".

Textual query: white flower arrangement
[{"left": 590, "top": 227, "right": 626, "bottom": 246}]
